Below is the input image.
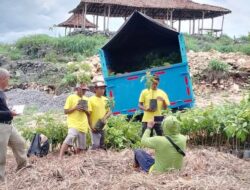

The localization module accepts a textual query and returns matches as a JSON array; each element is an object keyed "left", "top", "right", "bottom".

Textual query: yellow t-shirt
[
  {"left": 64, "top": 94, "right": 92, "bottom": 133},
  {"left": 139, "top": 89, "right": 170, "bottom": 122},
  {"left": 89, "top": 95, "right": 108, "bottom": 127}
]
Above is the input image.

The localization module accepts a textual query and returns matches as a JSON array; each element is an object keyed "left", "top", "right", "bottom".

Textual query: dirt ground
[{"left": 1, "top": 148, "right": 250, "bottom": 190}]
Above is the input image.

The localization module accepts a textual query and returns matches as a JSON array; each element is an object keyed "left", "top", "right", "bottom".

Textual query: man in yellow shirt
[
  {"left": 89, "top": 81, "right": 110, "bottom": 150},
  {"left": 59, "top": 84, "right": 91, "bottom": 159},
  {"left": 139, "top": 75, "right": 170, "bottom": 136}
]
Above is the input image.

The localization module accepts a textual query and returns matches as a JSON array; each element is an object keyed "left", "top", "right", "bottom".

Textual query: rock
[
  {"left": 212, "top": 80, "right": 218, "bottom": 85},
  {"left": 237, "top": 58, "right": 246, "bottom": 64},
  {"left": 230, "top": 83, "right": 240, "bottom": 93}
]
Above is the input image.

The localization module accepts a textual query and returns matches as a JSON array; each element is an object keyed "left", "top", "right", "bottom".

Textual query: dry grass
[{"left": 1, "top": 148, "right": 250, "bottom": 190}]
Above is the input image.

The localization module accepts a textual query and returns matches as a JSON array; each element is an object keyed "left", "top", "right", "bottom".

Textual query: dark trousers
[
  {"left": 141, "top": 122, "right": 163, "bottom": 137},
  {"left": 134, "top": 149, "right": 155, "bottom": 172}
]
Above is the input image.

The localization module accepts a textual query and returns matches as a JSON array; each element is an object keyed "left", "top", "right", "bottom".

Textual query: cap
[{"left": 75, "top": 83, "right": 89, "bottom": 90}]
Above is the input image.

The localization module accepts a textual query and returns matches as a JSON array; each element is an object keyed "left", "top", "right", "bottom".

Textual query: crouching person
[
  {"left": 59, "top": 84, "right": 91, "bottom": 159},
  {"left": 134, "top": 116, "right": 187, "bottom": 173},
  {"left": 89, "top": 81, "right": 111, "bottom": 150}
]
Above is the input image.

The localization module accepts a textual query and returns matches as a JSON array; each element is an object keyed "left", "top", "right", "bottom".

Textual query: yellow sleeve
[
  {"left": 163, "top": 92, "right": 170, "bottom": 106},
  {"left": 88, "top": 98, "right": 92, "bottom": 112},
  {"left": 88, "top": 97, "right": 93, "bottom": 113},
  {"left": 139, "top": 90, "right": 145, "bottom": 103},
  {"left": 64, "top": 96, "right": 72, "bottom": 110}
]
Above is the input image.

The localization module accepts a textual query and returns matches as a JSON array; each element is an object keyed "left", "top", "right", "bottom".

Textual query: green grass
[
  {"left": 15, "top": 34, "right": 108, "bottom": 60},
  {"left": 208, "top": 59, "right": 229, "bottom": 72},
  {"left": 184, "top": 34, "right": 250, "bottom": 55},
  {"left": 0, "top": 44, "right": 22, "bottom": 60}
]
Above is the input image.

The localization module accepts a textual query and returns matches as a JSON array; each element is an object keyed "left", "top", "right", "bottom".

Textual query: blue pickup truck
[{"left": 99, "top": 11, "right": 195, "bottom": 115}]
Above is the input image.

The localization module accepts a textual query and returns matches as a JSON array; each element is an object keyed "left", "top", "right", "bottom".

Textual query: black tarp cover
[{"left": 102, "top": 11, "right": 181, "bottom": 74}]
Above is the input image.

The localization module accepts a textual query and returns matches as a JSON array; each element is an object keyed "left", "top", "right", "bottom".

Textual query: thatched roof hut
[
  {"left": 68, "top": 0, "right": 231, "bottom": 36},
  {"left": 58, "top": 14, "right": 96, "bottom": 29},
  {"left": 70, "top": 0, "right": 231, "bottom": 19}
]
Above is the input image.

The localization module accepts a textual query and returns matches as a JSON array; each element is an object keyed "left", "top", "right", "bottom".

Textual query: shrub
[
  {"left": 208, "top": 59, "right": 229, "bottom": 72},
  {"left": 19, "top": 113, "right": 68, "bottom": 149},
  {"left": 105, "top": 115, "right": 141, "bottom": 150},
  {"left": 241, "top": 45, "right": 250, "bottom": 55}
]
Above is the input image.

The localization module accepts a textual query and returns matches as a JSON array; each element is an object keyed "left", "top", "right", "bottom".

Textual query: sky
[{"left": 0, "top": 0, "right": 249, "bottom": 43}]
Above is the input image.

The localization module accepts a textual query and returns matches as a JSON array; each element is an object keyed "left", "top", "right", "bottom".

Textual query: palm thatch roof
[
  {"left": 58, "top": 14, "right": 96, "bottom": 28},
  {"left": 70, "top": 0, "right": 231, "bottom": 19}
]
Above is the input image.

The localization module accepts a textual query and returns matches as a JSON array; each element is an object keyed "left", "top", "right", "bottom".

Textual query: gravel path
[{"left": 6, "top": 89, "right": 94, "bottom": 112}]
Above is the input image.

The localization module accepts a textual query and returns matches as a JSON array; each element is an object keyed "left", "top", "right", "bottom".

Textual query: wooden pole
[
  {"left": 170, "top": 10, "right": 173, "bottom": 27},
  {"left": 96, "top": 15, "right": 99, "bottom": 31},
  {"left": 189, "top": 20, "right": 191, "bottom": 34},
  {"left": 65, "top": 27, "right": 67, "bottom": 36},
  {"left": 103, "top": 6, "right": 106, "bottom": 32},
  {"left": 83, "top": 3, "right": 88, "bottom": 30},
  {"left": 221, "top": 14, "right": 225, "bottom": 36},
  {"left": 198, "top": 19, "right": 200, "bottom": 34},
  {"left": 77, "top": 13, "right": 80, "bottom": 29},
  {"left": 107, "top": 5, "right": 111, "bottom": 32},
  {"left": 211, "top": 17, "right": 214, "bottom": 30},
  {"left": 193, "top": 18, "right": 195, "bottom": 34},
  {"left": 81, "top": 10, "right": 84, "bottom": 29},
  {"left": 201, "top": 11, "right": 205, "bottom": 35},
  {"left": 74, "top": 13, "right": 76, "bottom": 30},
  {"left": 166, "top": 10, "right": 169, "bottom": 25},
  {"left": 178, "top": 19, "right": 181, "bottom": 32}
]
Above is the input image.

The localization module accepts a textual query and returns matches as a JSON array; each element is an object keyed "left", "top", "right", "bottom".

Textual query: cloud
[{"left": 0, "top": 0, "right": 249, "bottom": 43}]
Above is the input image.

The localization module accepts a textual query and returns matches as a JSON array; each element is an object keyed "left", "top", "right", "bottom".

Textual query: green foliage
[
  {"left": 241, "top": 45, "right": 250, "bottom": 55},
  {"left": 105, "top": 96, "right": 115, "bottom": 110},
  {"left": 6, "top": 34, "right": 106, "bottom": 62},
  {"left": 18, "top": 113, "right": 68, "bottom": 148},
  {"left": 0, "top": 44, "right": 22, "bottom": 60},
  {"left": 141, "top": 71, "right": 154, "bottom": 89},
  {"left": 208, "top": 59, "right": 229, "bottom": 72},
  {"left": 15, "top": 34, "right": 107, "bottom": 60},
  {"left": 62, "top": 61, "right": 92, "bottom": 86},
  {"left": 170, "top": 93, "right": 250, "bottom": 145},
  {"left": 105, "top": 115, "right": 141, "bottom": 150},
  {"left": 144, "top": 52, "right": 181, "bottom": 68},
  {"left": 185, "top": 34, "right": 250, "bottom": 55},
  {"left": 44, "top": 51, "right": 58, "bottom": 62}
]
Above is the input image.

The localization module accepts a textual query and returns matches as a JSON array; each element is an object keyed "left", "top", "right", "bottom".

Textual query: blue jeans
[{"left": 134, "top": 149, "right": 155, "bottom": 172}]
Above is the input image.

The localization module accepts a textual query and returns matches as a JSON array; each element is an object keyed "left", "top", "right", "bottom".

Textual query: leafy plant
[
  {"left": 208, "top": 59, "right": 229, "bottom": 72},
  {"left": 105, "top": 115, "right": 141, "bottom": 150},
  {"left": 18, "top": 113, "right": 68, "bottom": 149},
  {"left": 62, "top": 61, "right": 92, "bottom": 86},
  {"left": 105, "top": 96, "right": 115, "bottom": 110},
  {"left": 168, "top": 93, "right": 250, "bottom": 147},
  {"left": 141, "top": 71, "right": 154, "bottom": 89}
]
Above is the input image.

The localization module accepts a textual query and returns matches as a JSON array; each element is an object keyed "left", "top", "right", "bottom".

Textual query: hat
[
  {"left": 162, "top": 116, "right": 181, "bottom": 136},
  {"left": 95, "top": 81, "right": 107, "bottom": 87},
  {"left": 92, "top": 75, "right": 105, "bottom": 83},
  {"left": 153, "top": 75, "right": 160, "bottom": 82},
  {"left": 75, "top": 83, "right": 89, "bottom": 90}
]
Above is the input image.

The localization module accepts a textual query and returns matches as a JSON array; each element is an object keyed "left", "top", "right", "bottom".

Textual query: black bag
[
  {"left": 27, "top": 134, "right": 49, "bottom": 157},
  {"left": 165, "top": 136, "right": 186, "bottom": 157}
]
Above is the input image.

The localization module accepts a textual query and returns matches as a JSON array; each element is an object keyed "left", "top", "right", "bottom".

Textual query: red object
[
  {"left": 154, "top": 71, "right": 165, "bottom": 75},
  {"left": 185, "top": 76, "right": 189, "bottom": 85},
  {"left": 127, "top": 76, "right": 138, "bottom": 80},
  {"left": 128, "top": 109, "right": 136, "bottom": 113},
  {"left": 113, "top": 112, "right": 121, "bottom": 115},
  {"left": 186, "top": 87, "right": 190, "bottom": 95},
  {"left": 170, "top": 102, "right": 176, "bottom": 105},
  {"left": 109, "top": 90, "right": 113, "bottom": 97},
  {"left": 184, "top": 99, "right": 193, "bottom": 103}
]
